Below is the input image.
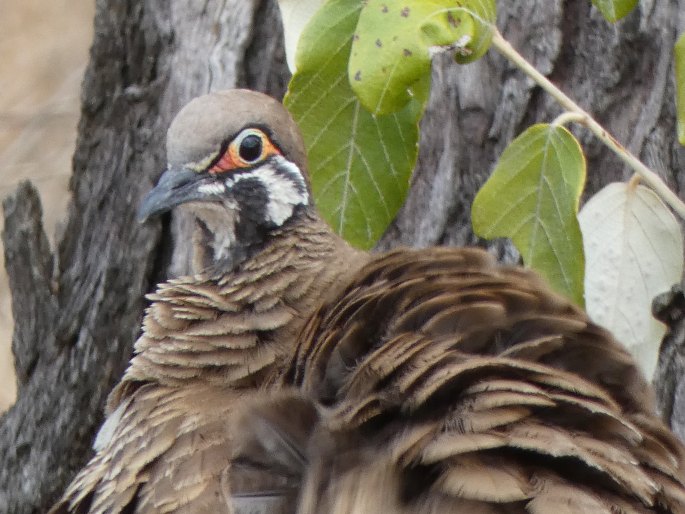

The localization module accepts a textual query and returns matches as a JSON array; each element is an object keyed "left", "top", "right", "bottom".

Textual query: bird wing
[
  {"left": 48, "top": 261, "right": 304, "bottom": 514},
  {"left": 226, "top": 391, "right": 320, "bottom": 514},
  {"left": 50, "top": 383, "right": 250, "bottom": 514},
  {"left": 225, "top": 247, "right": 685, "bottom": 513}
]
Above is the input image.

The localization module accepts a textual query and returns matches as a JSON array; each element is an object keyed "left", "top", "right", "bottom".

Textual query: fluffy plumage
[
  {"left": 50, "top": 90, "right": 369, "bottom": 514},
  {"left": 229, "top": 248, "right": 685, "bottom": 513},
  {"left": 51, "top": 90, "right": 685, "bottom": 514},
  {"left": 51, "top": 212, "right": 367, "bottom": 514}
]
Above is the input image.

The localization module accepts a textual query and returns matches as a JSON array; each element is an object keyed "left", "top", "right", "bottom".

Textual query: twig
[{"left": 490, "top": 29, "right": 685, "bottom": 219}]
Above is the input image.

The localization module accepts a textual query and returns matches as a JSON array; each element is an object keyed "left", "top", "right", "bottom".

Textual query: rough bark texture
[
  {"left": 0, "top": 1, "right": 288, "bottom": 512},
  {"left": 1, "top": 0, "right": 684, "bottom": 512}
]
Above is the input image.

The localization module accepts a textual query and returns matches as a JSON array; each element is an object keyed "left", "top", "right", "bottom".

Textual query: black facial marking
[{"left": 232, "top": 177, "right": 271, "bottom": 239}]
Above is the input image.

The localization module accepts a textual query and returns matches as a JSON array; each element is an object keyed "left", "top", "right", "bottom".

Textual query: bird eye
[
  {"left": 209, "top": 129, "right": 278, "bottom": 174},
  {"left": 238, "top": 134, "right": 263, "bottom": 162}
]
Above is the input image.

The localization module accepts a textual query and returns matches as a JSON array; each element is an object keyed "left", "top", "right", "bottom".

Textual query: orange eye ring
[{"left": 209, "top": 129, "right": 280, "bottom": 174}]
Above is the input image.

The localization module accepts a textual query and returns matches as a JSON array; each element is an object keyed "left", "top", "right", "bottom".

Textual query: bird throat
[
  {"left": 190, "top": 201, "right": 309, "bottom": 275},
  {"left": 189, "top": 158, "right": 311, "bottom": 274}
]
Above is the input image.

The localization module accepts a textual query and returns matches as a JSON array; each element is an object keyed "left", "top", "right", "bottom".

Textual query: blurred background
[{"left": 0, "top": 0, "right": 94, "bottom": 412}]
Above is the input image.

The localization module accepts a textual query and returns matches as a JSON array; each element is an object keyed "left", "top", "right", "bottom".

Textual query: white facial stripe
[
  {"left": 198, "top": 182, "right": 226, "bottom": 195},
  {"left": 273, "top": 155, "right": 310, "bottom": 203},
  {"left": 210, "top": 211, "right": 237, "bottom": 261},
  {"left": 228, "top": 156, "right": 309, "bottom": 226}
]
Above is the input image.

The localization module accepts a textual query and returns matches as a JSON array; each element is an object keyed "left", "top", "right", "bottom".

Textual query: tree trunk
[{"left": 1, "top": 1, "right": 683, "bottom": 512}]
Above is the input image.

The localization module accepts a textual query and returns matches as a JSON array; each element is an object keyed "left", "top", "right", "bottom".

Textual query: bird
[
  {"left": 50, "top": 89, "right": 685, "bottom": 514},
  {"left": 50, "top": 90, "right": 369, "bottom": 514},
  {"left": 230, "top": 248, "right": 685, "bottom": 513}
]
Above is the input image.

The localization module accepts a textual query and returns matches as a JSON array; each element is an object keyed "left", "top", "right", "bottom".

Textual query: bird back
[{"left": 226, "top": 247, "right": 685, "bottom": 514}]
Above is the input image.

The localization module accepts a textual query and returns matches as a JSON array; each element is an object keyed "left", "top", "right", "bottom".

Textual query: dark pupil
[{"left": 239, "top": 134, "right": 263, "bottom": 162}]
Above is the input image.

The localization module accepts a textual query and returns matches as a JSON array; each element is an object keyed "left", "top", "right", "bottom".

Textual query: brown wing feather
[
  {"left": 274, "top": 247, "right": 685, "bottom": 513},
  {"left": 55, "top": 241, "right": 685, "bottom": 513}
]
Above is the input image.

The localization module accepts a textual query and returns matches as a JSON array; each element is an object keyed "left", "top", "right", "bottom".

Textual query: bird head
[{"left": 139, "top": 89, "right": 312, "bottom": 268}]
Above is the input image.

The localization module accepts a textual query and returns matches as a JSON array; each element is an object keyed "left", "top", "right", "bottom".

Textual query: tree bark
[
  {"left": 1, "top": 0, "right": 683, "bottom": 512},
  {"left": 0, "top": 1, "right": 288, "bottom": 512}
]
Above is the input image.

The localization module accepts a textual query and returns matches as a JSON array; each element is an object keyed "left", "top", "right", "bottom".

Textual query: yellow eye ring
[{"left": 209, "top": 129, "right": 280, "bottom": 174}]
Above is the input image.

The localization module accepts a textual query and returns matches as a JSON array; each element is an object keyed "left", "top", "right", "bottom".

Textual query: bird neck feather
[
  {"left": 108, "top": 210, "right": 368, "bottom": 409},
  {"left": 189, "top": 202, "right": 312, "bottom": 276}
]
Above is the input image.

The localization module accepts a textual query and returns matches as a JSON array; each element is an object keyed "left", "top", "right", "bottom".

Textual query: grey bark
[
  {"left": 1, "top": 0, "right": 684, "bottom": 512},
  {"left": 0, "top": 1, "right": 288, "bottom": 512}
]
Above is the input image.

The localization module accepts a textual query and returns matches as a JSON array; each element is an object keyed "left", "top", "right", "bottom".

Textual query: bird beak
[{"left": 138, "top": 166, "right": 208, "bottom": 222}]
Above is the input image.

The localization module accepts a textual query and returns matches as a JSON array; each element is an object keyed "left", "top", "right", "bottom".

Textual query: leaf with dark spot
[
  {"left": 285, "top": 0, "right": 426, "bottom": 248},
  {"left": 349, "top": 0, "right": 496, "bottom": 114}
]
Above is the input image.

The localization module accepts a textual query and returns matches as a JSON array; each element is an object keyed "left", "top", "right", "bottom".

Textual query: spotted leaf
[
  {"left": 349, "top": 0, "right": 496, "bottom": 115},
  {"left": 285, "top": 0, "right": 426, "bottom": 249}
]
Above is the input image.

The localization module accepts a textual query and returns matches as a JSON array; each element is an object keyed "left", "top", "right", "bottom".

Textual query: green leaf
[
  {"left": 349, "top": 0, "right": 496, "bottom": 115},
  {"left": 676, "top": 33, "right": 685, "bottom": 146},
  {"left": 591, "top": 0, "right": 638, "bottom": 22},
  {"left": 579, "top": 182, "right": 684, "bottom": 378},
  {"left": 285, "top": 0, "right": 426, "bottom": 249},
  {"left": 472, "top": 124, "right": 586, "bottom": 306}
]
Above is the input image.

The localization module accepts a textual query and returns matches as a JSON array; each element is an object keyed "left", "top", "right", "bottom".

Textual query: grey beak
[{"left": 138, "top": 167, "right": 206, "bottom": 222}]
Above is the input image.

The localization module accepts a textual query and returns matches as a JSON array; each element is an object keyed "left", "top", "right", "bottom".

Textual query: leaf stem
[
  {"left": 490, "top": 29, "right": 685, "bottom": 219},
  {"left": 628, "top": 173, "right": 641, "bottom": 191},
  {"left": 551, "top": 112, "right": 586, "bottom": 128}
]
